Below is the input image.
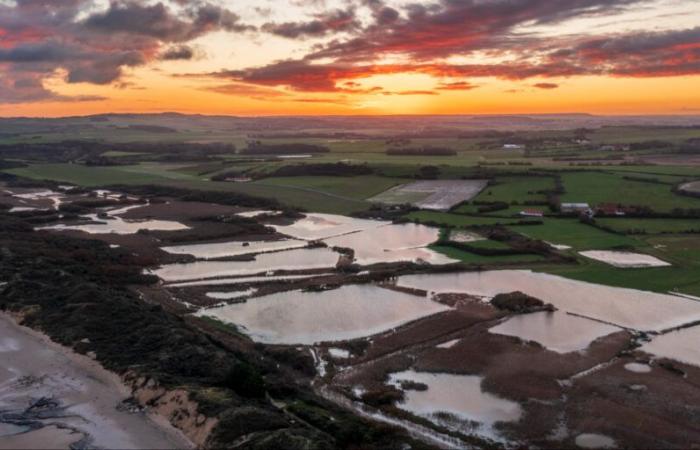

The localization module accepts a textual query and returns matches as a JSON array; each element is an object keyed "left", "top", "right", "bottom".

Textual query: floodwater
[
  {"left": 206, "top": 289, "right": 257, "bottom": 300},
  {"left": 436, "top": 339, "right": 460, "bottom": 349},
  {"left": 167, "top": 273, "right": 333, "bottom": 288},
  {"left": 489, "top": 311, "right": 620, "bottom": 353},
  {"left": 271, "top": 213, "right": 386, "bottom": 240},
  {"left": 328, "top": 348, "right": 351, "bottom": 359},
  {"left": 387, "top": 370, "right": 522, "bottom": 441},
  {"left": 236, "top": 210, "right": 282, "bottom": 218},
  {"left": 624, "top": 363, "right": 652, "bottom": 373},
  {"left": 195, "top": 285, "right": 450, "bottom": 344},
  {"left": 640, "top": 325, "right": 700, "bottom": 367},
  {"left": 398, "top": 271, "right": 700, "bottom": 331},
  {"left": 0, "top": 315, "right": 190, "bottom": 450},
  {"left": 579, "top": 251, "right": 670, "bottom": 268},
  {"left": 40, "top": 213, "right": 189, "bottom": 235},
  {"left": 325, "top": 223, "right": 456, "bottom": 265},
  {"left": 162, "top": 239, "right": 307, "bottom": 259},
  {"left": 153, "top": 248, "right": 339, "bottom": 282}
]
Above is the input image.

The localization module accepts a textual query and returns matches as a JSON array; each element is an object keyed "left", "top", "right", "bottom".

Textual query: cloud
[
  {"left": 533, "top": 82, "right": 559, "bottom": 89},
  {"left": 0, "top": 0, "right": 252, "bottom": 102},
  {"left": 262, "top": 8, "right": 359, "bottom": 39},
  {"left": 160, "top": 45, "right": 195, "bottom": 61},
  {"left": 436, "top": 81, "right": 478, "bottom": 91}
]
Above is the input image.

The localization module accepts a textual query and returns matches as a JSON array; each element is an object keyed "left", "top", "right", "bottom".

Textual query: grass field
[
  {"left": 509, "top": 218, "right": 640, "bottom": 250},
  {"left": 430, "top": 245, "right": 546, "bottom": 265},
  {"left": 596, "top": 218, "right": 700, "bottom": 234},
  {"left": 255, "top": 176, "right": 406, "bottom": 200},
  {"left": 472, "top": 176, "right": 555, "bottom": 203},
  {"left": 560, "top": 172, "right": 700, "bottom": 211}
]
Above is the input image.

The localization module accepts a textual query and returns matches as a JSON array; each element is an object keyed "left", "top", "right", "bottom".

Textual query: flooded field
[
  {"left": 0, "top": 315, "right": 189, "bottom": 450},
  {"left": 370, "top": 180, "right": 488, "bottom": 211},
  {"left": 162, "top": 239, "right": 307, "bottom": 259},
  {"left": 641, "top": 325, "right": 700, "bottom": 367},
  {"left": 387, "top": 370, "right": 522, "bottom": 442},
  {"left": 271, "top": 213, "right": 385, "bottom": 240},
  {"left": 195, "top": 285, "right": 449, "bottom": 344},
  {"left": 153, "top": 247, "right": 339, "bottom": 282},
  {"left": 398, "top": 270, "right": 700, "bottom": 331},
  {"left": 324, "top": 223, "right": 455, "bottom": 265},
  {"left": 579, "top": 250, "right": 670, "bottom": 268},
  {"left": 489, "top": 311, "right": 620, "bottom": 353}
]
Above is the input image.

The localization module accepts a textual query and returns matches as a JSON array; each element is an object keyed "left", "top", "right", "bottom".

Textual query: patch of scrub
[
  {"left": 579, "top": 250, "right": 670, "bottom": 268},
  {"left": 324, "top": 223, "right": 456, "bottom": 265},
  {"left": 387, "top": 370, "right": 522, "bottom": 442},
  {"left": 370, "top": 180, "right": 488, "bottom": 211},
  {"left": 153, "top": 248, "right": 339, "bottom": 282},
  {"left": 271, "top": 213, "right": 387, "bottom": 240},
  {"left": 575, "top": 433, "right": 616, "bottom": 449},
  {"left": 624, "top": 363, "right": 652, "bottom": 373},
  {"left": 194, "top": 284, "right": 450, "bottom": 345},
  {"left": 166, "top": 273, "right": 333, "bottom": 288},
  {"left": 640, "top": 325, "right": 700, "bottom": 367},
  {"left": 205, "top": 289, "right": 257, "bottom": 300},
  {"left": 162, "top": 239, "right": 307, "bottom": 259},
  {"left": 489, "top": 312, "right": 620, "bottom": 354},
  {"left": 398, "top": 271, "right": 700, "bottom": 332}
]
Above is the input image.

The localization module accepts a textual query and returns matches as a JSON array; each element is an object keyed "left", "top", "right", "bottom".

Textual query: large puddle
[
  {"left": 162, "top": 239, "right": 307, "bottom": 259},
  {"left": 324, "top": 223, "right": 455, "bottom": 265},
  {"left": 398, "top": 271, "right": 700, "bottom": 331},
  {"left": 271, "top": 213, "right": 386, "bottom": 240},
  {"left": 195, "top": 285, "right": 450, "bottom": 344},
  {"left": 38, "top": 204, "right": 188, "bottom": 235},
  {"left": 387, "top": 370, "right": 522, "bottom": 441},
  {"left": 579, "top": 251, "right": 670, "bottom": 268},
  {"left": 489, "top": 311, "right": 620, "bottom": 353},
  {"left": 154, "top": 248, "right": 339, "bottom": 282},
  {"left": 640, "top": 325, "right": 700, "bottom": 367}
]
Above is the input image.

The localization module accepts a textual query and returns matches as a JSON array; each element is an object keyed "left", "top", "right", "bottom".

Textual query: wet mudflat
[{"left": 0, "top": 315, "right": 190, "bottom": 450}]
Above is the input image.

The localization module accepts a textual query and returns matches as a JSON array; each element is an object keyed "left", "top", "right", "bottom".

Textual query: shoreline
[{"left": 0, "top": 312, "right": 195, "bottom": 450}]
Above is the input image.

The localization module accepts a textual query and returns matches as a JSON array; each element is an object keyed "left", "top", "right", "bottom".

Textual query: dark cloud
[
  {"left": 0, "top": 0, "right": 252, "bottom": 102},
  {"left": 436, "top": 81, "right": 479, "bottom": 91},
  {"left": 262, "top": 8, "right": 359, "bottom": 39},
  {"left": 160, "top": 45, "right": 195, "bottom": 61}
]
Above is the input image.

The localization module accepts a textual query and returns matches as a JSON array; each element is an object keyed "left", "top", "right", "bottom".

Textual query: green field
[
  {"left": 472, "top": 176, "right": 555, "bottom": 203},
  {"left": 431, "top": 245, "right": 546, "bottom": 265},
  {"left": 407, "top": 211, "right": 533, "bottom": 227},
  {"left": 509, "top": 218, "right": 640, "bottom": 250},
  {"left": 255, "top": 176, "right": 406, "bottom": 201},
  {"left": 560, "top": 172, "right": 700, "bottom": 211},
  {"left": 596, "top": 218, "right": 700, "bottom": 234}
]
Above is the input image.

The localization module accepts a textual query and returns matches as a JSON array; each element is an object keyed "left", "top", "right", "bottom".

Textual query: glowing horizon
[{"left": 1, "top": 0, "right": 699, "bottom": 117}]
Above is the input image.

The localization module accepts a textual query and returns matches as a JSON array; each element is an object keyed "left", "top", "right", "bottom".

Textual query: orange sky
[{"left": 1, "top": 0, "right": 699, "bottom": 117}]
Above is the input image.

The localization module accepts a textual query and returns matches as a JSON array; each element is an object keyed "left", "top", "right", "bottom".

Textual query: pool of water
[
  {"left": 489, "top": 311, "right": 620, "bottom": 353},
  {"left": 324, "top": 223, "right": 455, "bottom": 265},
  {"left": 640, "top": 325, "right": 700, "bottom": 367},
  {"left": 387, "top": 370, "right": 522, "bottom": 441},
  {"left": 271, "top": 213, "right": 387, "bottom": 240},
  {"left": 195, "top": 284, "right": 450, "bottom": 344},
  {"left": 398, "top": 271, "right": 700, "bottom": 332},
  {"left": 153, "top": 248, "right": 339, "bottom": 282}
]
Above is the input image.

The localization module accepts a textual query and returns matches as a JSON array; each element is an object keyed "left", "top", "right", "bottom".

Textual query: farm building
[{"left": 596, "top": 203, "right": 627, "bottom": 216}]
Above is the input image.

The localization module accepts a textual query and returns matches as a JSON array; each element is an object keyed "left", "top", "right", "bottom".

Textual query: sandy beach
[{"left": 0, "top": 314, "right": 193, "bottom": 450}]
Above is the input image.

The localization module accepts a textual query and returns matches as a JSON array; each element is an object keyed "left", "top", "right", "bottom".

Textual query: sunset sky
[{"left": 0, "top": 0, "right": 699, "bottom": 117}]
